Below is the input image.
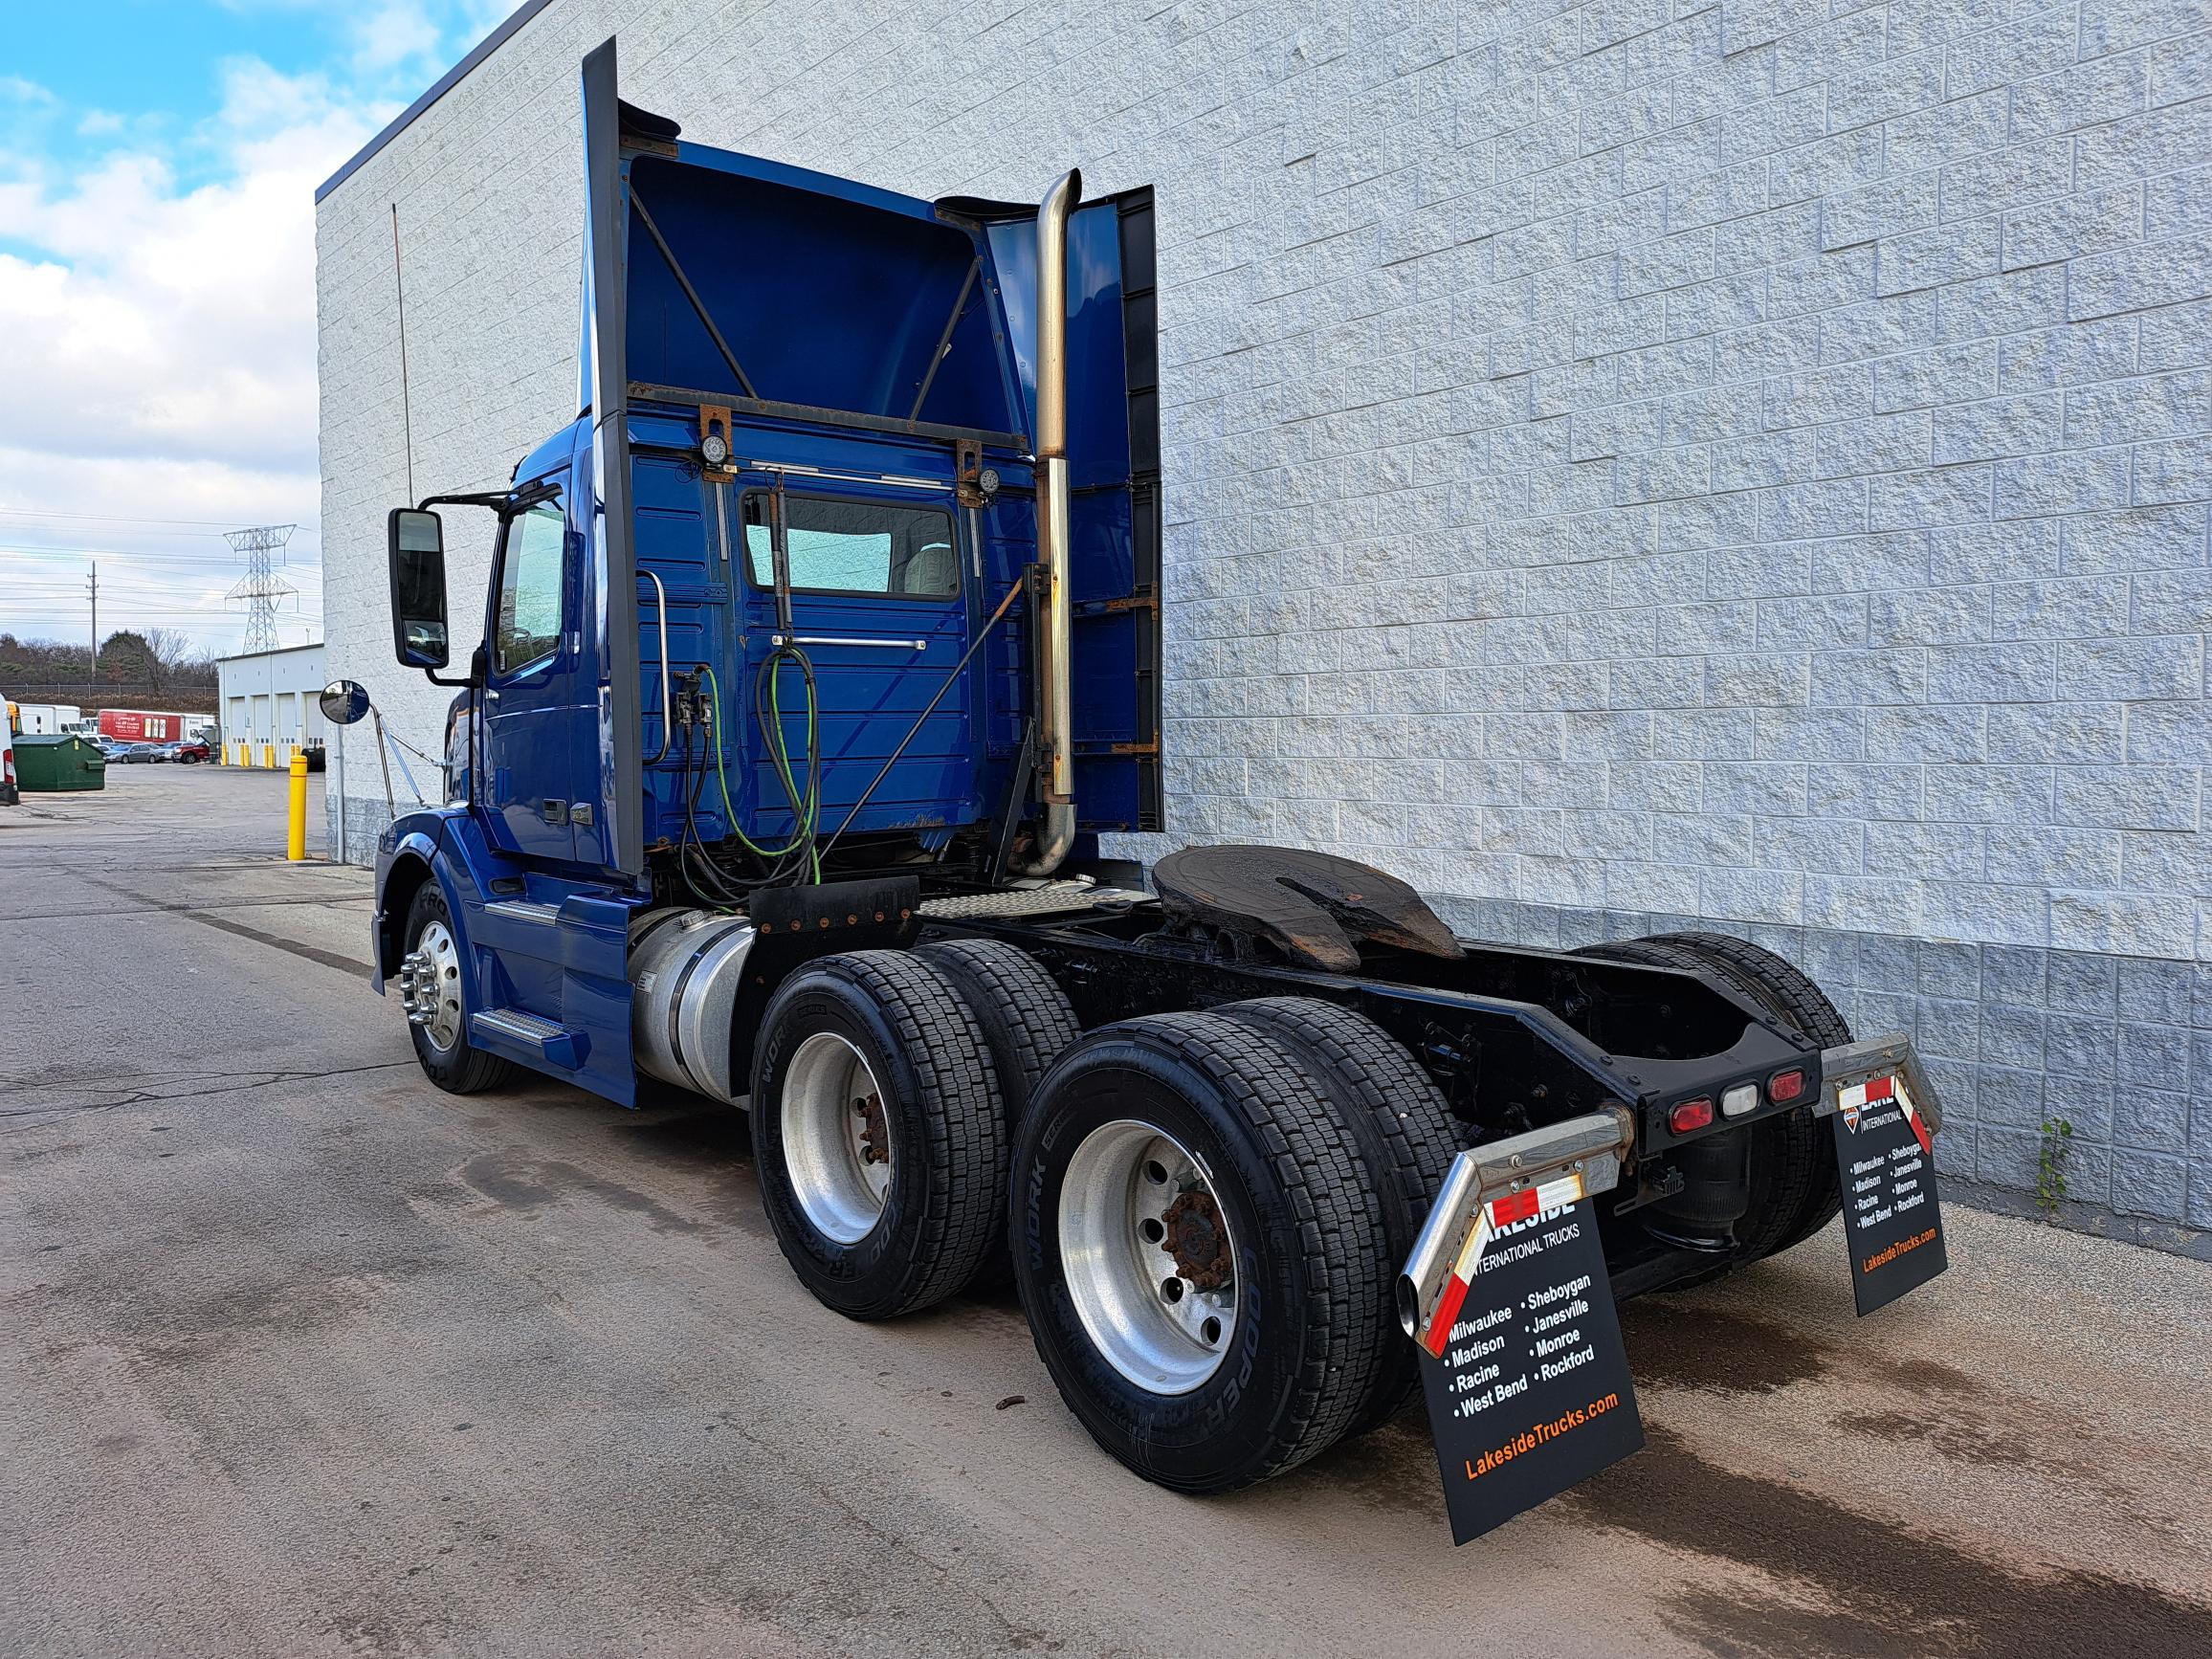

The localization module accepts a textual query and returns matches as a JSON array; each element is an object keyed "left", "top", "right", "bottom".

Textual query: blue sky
[{"left": 0, "top": 1, "right": 515, "bottom": 653}]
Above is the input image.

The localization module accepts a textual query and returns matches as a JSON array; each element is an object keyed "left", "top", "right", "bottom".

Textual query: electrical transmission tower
[{"left": 225, "top": 524, "right": 299, "bottom": 652}]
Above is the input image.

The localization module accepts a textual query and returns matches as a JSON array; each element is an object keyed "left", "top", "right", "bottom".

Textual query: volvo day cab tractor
[{"left": 371, "top": 40, "right": 1946, "bottom": 1513}]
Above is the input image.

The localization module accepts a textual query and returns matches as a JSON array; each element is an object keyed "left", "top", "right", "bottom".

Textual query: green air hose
[{"left": 701, "top": 656, "right": 821, "bottom": 882}]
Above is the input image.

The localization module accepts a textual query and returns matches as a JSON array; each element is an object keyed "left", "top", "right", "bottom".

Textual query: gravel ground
[{"left": 3, "top": 764, "right": 2208, "bottom": 1656}]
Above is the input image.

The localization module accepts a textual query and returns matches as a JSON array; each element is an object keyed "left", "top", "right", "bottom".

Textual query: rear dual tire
[
  {"left": 750, "top": 950, "right": 1007, "bottom": 1319},
  {"left": 751, "top": 944, "right": 1460, "bottom": 1493},
  {"left": 1216, "top": 997, "right": 1461, "bottom": 1433},
  {"left": 1012, "top": 1011, "right": 1399, "bottom": 1493},
  {"left": 1575, "top": 930, "right": 1850, "bottom": 1277}
]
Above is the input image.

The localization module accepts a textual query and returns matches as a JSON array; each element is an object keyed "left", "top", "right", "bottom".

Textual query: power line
[
  {"left": 2, "top": 542, "right": 327, "bottom": 573},
  {"left": 0, "top": 507, "right": 321, "bottom": 532},
  {"left": 225, "top": 524, "right": 300, "bottom": 652}
]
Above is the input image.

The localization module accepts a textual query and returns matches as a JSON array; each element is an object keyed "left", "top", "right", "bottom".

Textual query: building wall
[{"left": 318, "top": 0, "right": 2212, "bottom": 1240}]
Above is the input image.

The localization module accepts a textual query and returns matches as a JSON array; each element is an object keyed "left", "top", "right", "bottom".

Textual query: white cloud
[
  {"left": 0, "top": 3, "right": 521, "bottom": 653},
  {"left": 349, "top": 1, "right": 447, "bottom": 73},
  {"left": 0, "top": 62, "right": 387, "bottom": 651}
]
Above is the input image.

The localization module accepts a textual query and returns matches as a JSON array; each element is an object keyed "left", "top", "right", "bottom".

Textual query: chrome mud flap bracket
[
  {"left": 1396, "top": 1106, "right": 1648, "bottom": 1545},
  {"left": 1813, "top": 1032, "right": 1944, "bottom": 1133},
  {"left": 1816, "top": 1031, "right": 1952, "bottom": 1316}
]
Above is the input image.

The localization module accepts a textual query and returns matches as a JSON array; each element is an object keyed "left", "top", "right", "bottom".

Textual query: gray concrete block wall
[{"left": 319, "top": 0, "right": 2212, "bottom": 1237}]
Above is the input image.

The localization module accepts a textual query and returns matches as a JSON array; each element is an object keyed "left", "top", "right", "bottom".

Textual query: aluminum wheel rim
[
  {"left": 782, "top": 1032, "right": 893, "bottom": 1245},
  {"left": 1059, "top": 1119, "right": 1239, "bottom": 1395},
  {"left": 415, "top": 918, "right": 464, "bottom": 1052}
]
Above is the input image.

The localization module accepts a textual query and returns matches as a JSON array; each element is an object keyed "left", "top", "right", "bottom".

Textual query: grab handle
[{"left": 642, "top": 570, "right": 672, "bottom": 764}]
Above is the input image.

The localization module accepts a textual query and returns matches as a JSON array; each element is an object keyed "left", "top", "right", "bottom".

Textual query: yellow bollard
[{"left": 286, "top": 749, "right": 308, "bottom": 861}]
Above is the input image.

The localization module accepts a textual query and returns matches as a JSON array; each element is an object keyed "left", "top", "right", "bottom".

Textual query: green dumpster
[{"left": 14, "top": 733, "right": 105, "bottom": 791}]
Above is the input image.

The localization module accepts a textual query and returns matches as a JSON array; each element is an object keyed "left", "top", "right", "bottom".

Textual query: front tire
[
  {"left": 751, "top": 951, "right": 1006, "bottom": 1319},
  {"left": 398, "top": 883, "right": 513, "bottom": 1095},
  {"left": 1012, "top": 1012, "right": 1390, "bottom": 1493}
]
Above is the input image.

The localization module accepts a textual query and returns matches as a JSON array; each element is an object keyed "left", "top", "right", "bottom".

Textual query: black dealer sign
[
  {"left": 1831, "top": 1068, "right": 1948, "bottom": 1315},
  {"left": 1414, "top": 1187, "right": 1644, "bottom": 1545}
]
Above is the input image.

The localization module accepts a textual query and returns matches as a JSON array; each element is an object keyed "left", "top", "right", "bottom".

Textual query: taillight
[
  {"left": 1721, "top": 1082, "right": 1759, "bottom": 1117},
  {"left": 1769, "top": 1069, "right": 1805, "bottom": 1103},
  {"left": 1669, "top": 1098, "right": 1714, "bottom": 1134}
]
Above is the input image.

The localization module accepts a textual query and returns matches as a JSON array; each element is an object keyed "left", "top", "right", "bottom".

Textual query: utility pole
[
  {"left": 225, "top": 525, "right": 299, "bottom": 653},
  {"left": 87, "top": 563, "right": 98, "bottom": 686}
]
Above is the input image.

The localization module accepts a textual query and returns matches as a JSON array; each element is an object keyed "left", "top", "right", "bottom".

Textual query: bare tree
[{"left": 142, "top": 628, "right": 210, "bottom": 673}]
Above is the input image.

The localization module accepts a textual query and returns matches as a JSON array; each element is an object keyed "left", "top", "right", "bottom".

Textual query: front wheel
[
  {"left": 1012, "top": 1012, "right": 1389, "bottom": 1493},
  {"left": 397, "top": 883, "right": 513, "bottom": 1094}
]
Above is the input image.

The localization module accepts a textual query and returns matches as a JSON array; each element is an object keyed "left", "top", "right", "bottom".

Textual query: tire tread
[
  {"left": 914, "top": 938, "right": 1080, "bottom": 1117},
  {"left": 758, "top": 949, "right": 1006, "bottom": 1316},
  {"left": 1026, "top": 1010, "right": 1392, "bottom": 1487},
  {"left": 1217, "top": 996, "right": 1460, "bottom": 1432}
]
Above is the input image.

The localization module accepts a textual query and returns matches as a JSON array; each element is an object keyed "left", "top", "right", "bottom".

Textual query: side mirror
[
  {"left": 320, "top": 680, "right": 370, "bottom": 726},
  {"left": 387, "top": 508, "right": 450, "bottom": 669}
]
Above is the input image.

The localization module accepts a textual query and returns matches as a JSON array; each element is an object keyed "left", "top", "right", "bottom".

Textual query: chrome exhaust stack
[{"left": 1010, "top": 167, "right": 1081, "bottom": 877}]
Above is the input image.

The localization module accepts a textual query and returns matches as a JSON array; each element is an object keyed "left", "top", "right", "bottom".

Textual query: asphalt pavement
[{"left": 4, "top": 763, "right": 2209, "bottom": 1656}]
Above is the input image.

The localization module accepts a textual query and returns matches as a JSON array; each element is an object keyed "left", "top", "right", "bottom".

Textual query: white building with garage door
[
  {"left": 315, "top": 1, "right": 2212, "bottom": 1235},
  {"left": 215, "top": 642, "right": 329, "bottom": 765}
]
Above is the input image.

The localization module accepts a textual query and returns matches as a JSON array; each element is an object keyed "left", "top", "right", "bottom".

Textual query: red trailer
[{"left": 98, "top": 710, "right": 211, "bottom": 744}]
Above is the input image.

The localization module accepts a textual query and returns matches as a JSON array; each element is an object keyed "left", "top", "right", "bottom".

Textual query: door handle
[
  {"left": 540, "top": 799, "right": 569, "bottom": 826},
  {"left": 771, "top": 633, "right": 927, "bottom": 651}
]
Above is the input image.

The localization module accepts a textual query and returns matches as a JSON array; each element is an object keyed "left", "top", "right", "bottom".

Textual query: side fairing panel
[
  {"left": 580, "top": 41, "right": 645, "bottom": 877},
  {"left": 986, "top": 190, "right": 1162, "bottom": 833}
]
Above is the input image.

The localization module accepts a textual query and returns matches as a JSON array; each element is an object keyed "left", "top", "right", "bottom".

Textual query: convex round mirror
[{"left": 321, "top": 680, "right": 371, "bottom": 726}]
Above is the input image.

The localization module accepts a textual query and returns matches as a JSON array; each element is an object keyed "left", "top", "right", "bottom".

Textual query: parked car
[
  {"left": 159, "top": 741, "right": 212, "bottom": 763},
  {"left": 113, "top": 743, "right": 160, "bottom": 763}
]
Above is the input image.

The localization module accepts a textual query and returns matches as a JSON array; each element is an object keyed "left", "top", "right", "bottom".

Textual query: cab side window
[
  {"left": 494, "top": 497, "right": 566, "bottom": 675},
  {"left": 741, "top": 493, "right": 958, "bottom": 598}
]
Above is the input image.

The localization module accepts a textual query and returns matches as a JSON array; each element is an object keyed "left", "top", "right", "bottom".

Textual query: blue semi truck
[{"left": 369, "top": 40, "right": 1942, "bottom": 1500}]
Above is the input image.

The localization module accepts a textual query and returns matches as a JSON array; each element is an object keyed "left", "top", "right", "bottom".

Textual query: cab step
[{"left": 470, "top": 1006, "right": 588, "bottom": 1070}]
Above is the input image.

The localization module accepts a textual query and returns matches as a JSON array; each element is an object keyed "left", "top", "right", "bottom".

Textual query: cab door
[{"left": 480, "top": 474, "right": 594, "bottom": 862}]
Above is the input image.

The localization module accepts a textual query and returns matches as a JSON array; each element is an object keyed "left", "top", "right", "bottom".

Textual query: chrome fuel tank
[{"left": 629, "top": 908, "right": 757, "bottom": 1104}]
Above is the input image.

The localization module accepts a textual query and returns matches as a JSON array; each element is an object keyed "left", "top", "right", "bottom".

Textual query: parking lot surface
[{"left": 4, "top": 764, "right": 2210, "bottom": 1656}]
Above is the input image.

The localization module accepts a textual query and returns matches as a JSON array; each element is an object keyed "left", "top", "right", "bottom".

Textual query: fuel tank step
[{"left": 918, "top": 879, "right": 1148, "bottom": 919}]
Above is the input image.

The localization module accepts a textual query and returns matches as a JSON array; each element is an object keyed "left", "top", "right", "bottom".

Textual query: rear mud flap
[
  {"left": 1398, "top": 1110, "right": 1647, "bottom": 1545},
  {"left": 1816, "top": 1034, "right": 1950, "bottom": 1315}
]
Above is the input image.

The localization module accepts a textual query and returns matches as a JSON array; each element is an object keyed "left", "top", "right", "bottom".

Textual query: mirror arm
[
  {"left": 415, "top": 480, "right": 560, "bottom": 516},
  {"left": 414, "top": 490, "right": 512, "bottom": 512}
]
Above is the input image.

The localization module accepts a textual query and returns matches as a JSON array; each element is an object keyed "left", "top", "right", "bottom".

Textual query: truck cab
[{"left": 372, "top": 47, "right": 1158, "bottom": 1106}]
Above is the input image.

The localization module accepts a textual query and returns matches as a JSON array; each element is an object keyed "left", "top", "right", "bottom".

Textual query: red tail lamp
[{"left": 1669, "top": 1097, "right": 1714, "bottom": 1134}]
